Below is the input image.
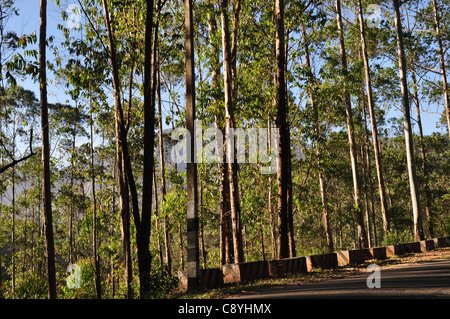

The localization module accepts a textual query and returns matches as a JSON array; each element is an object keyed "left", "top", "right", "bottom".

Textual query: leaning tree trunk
[
  {"left": 139, "top": 0, "right": 155, "bottom": 298},
  {"left": 89, "top": 89, "right": 102, "bottom": 299},
  {"left": 393, "top": 0, "right": 424, "bottom": 241}
]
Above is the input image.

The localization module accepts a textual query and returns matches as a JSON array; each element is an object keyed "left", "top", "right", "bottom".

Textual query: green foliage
[
  {"left": 61, "top": 258, "right": 98, "bottom": 299},
  {"left": 145, "top": 264, "right": 179, "bottom": 299},
  {"left": 15, "top": 273, "right": 48, "bottom": 299},
  {"left": 381, "top": 229, "right": 414, "bottom": 247}
]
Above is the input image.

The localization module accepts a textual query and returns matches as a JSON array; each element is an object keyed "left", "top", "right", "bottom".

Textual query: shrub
[{"left": 381, "top": 229, "right": 413, "bottom": 246}]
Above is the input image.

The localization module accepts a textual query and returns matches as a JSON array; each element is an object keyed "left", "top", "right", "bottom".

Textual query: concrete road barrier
[
  {"left": 199, "top": 268, "right": 224, "bottom": 288},
  {"left": 305, "top": 253, "right": 338, "bottom": 271},
  {"left": 386, "top": 244, "right": 406, "bottom": 257},
  {"left": 420, "top": 239, "right": 435, "bottom": 252},
  {"left": 336, "top": 249, "right": 366, "bottom": 266},
  {"left": 404, "top": 241, "right": 421, "bottom": 253},
  {"left": 178, "top": 268, "right": 224, "bottom": 291},
  {"left": 179, "top": 236, "right": 450, "bottom": 291},
  {"left": 437, "top": 237, "right": 450, "bottom": 248},
  {"left": 363, "top": 247, "right": 387, "bottom": 261},
  {"left": 222, "top": 261, "right": 269, "bottom": 284},
  {"left": 268, "top": 257, "right": 307, "bottom": 277}
]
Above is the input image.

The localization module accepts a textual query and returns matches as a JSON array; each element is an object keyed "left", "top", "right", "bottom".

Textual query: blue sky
[{"left": 10, "top": 0, "right": 75, "bottom": 104}]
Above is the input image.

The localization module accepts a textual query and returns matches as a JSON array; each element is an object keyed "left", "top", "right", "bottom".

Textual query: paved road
[{"left": 236, "top": 258, "right": 450, "bottom": 299}]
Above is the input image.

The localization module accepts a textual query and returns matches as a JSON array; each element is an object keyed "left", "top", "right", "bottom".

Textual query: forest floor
[{"left": 177, "top": 247, "right": 450, "bottom": 299}]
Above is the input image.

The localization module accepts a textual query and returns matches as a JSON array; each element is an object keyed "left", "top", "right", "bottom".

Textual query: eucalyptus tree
[
  {"left": 184, "top": 0, "right": 200, "bottom": 291},
  {"left": 274, "top": 0, "right": 291, "bottom": 258}
]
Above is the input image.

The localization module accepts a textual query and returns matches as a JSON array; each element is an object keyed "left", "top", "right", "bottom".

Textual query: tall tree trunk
[
  {"left": 432, "top": 0, "right": 450, "bottom": 139},
  {"left": 285, "top": 30, "right": 295, "bottom": 257},
  {"left": 230, "top": 0, "right": 245, "bottom": 262},
  {"left": 185, "top": 0, "right": 200, "bottom": 290},
  {"left": 39, "top": 0, "right": 57, "bottom": 299},
  {"left": 139, "top": 0, "right": 155, "bottom": 298},
  {"left": 268, "top": 175, "right": 278, "bottom": 260},
  {"left": 89, "top": 91, "right": 102, "bottom": 299},
  {"left": 336, "top": 0, "right": 368, "bottom": 248},
  {"left": 275, "top": 0, "right": 290, "bottom": 259},
  {"left": 393, "top": 0, "right": 424, "bottom": 241},
  {"left": 357, "top": 0, "right": 389, "bottom": 233},
  {"left": 220, "top": 0, "right": 244, "bottom": 263}
]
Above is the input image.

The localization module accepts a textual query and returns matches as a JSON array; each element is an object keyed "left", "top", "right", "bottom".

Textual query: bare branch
[{"left": 0, "top": 129, "right": 36, "bottom": 175}]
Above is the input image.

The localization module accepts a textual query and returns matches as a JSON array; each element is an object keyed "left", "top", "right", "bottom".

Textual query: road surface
[{"left": 235, "top": 258, "right": 450, "bottom": 299}]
